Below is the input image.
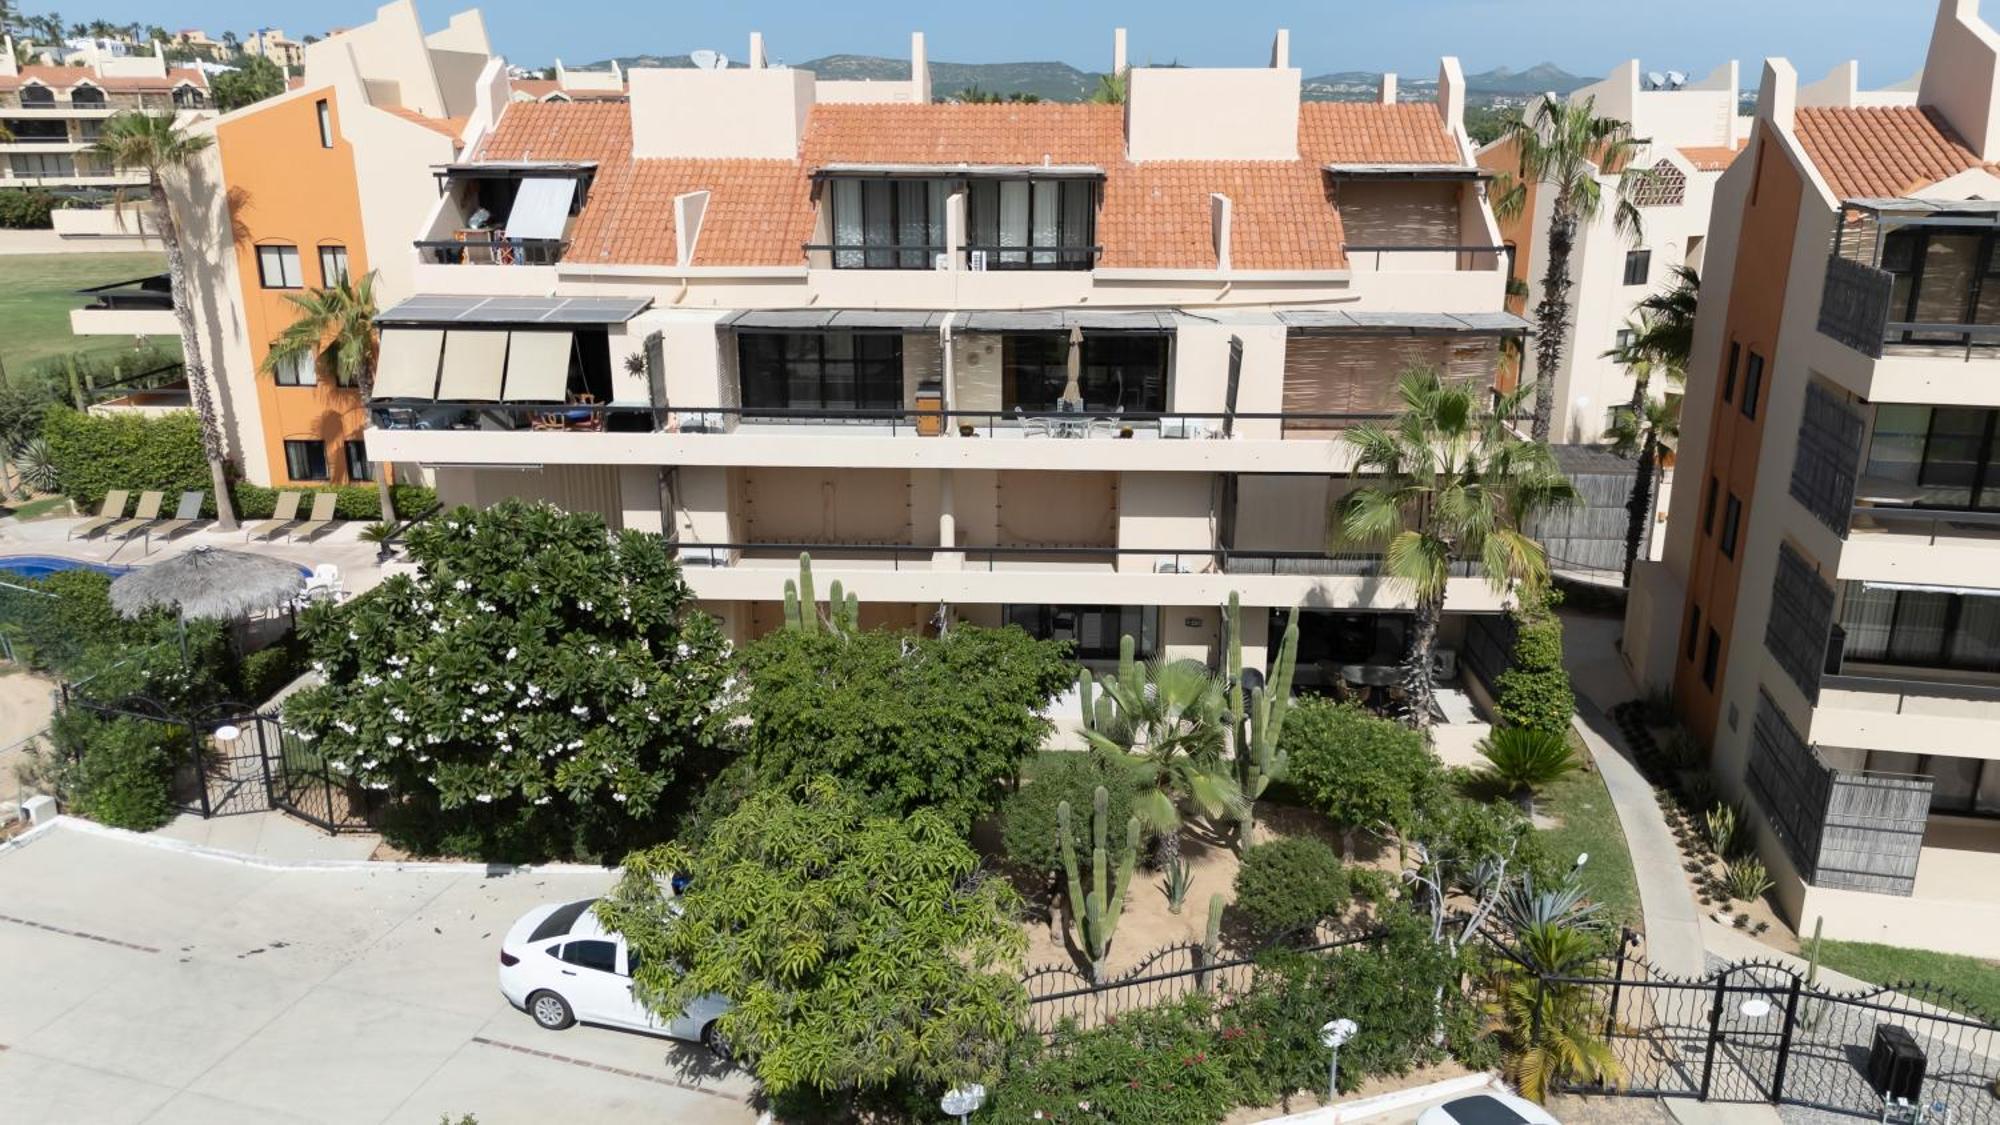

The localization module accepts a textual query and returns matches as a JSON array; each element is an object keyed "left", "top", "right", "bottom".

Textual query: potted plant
[
  {"left": 958, "top": 422, "right": 977, "bottom": 437},
  {"left": 360, "top": 520, "right": 397, "bottom": 562},
  {"left": 1117, "top": 426, "right": 1133, "bottom": 439}
]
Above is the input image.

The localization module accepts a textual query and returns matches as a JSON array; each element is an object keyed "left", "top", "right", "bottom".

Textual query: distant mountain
[{"left": 575, "top": 52, "right": 1592, "bottom": 106}]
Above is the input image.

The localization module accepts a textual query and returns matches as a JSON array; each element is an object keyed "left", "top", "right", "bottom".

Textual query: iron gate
[{"left": 1551, "top": 953, "right": 2000, "bottom": 1121}]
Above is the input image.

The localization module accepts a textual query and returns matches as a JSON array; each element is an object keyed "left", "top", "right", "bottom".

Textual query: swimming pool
[{"left": 0, "top": 555, "right": 137, "bottom": 580}]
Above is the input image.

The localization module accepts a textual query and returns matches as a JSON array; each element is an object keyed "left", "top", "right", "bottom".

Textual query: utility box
[
  {"left": 1868, "top": 1024, "right": 1925, "bottom": 1104},
  {"left": 914, "top": 383, "right": 944, "bottom": 437}
]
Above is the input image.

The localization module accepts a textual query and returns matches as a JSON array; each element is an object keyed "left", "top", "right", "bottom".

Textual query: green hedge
[
  {"left": 0, "top": 188, "right": 59, "bottom": 229},
  {"left": 43, "top": 406, "right": 208, "bottom": 512},
  {"left": 1495, "top": 589, "right": 1577, "bottom": 736},
  {"left": 231, "top": 482, "right": 436, "bottom": 521}
]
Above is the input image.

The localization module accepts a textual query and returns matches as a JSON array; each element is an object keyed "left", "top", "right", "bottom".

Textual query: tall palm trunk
[
  {"left": 1403, "top": 591, "right": 1443, "bottom": 731},
  {"left": 1622, "top": 432, "right": 1659, "bottom": 587},
  {"left": 356, "top": 361, "right": 396, "bottom": 524},
  {"left": 155, "top": 177, "right": 236, "bottom": 530},
  {"left": 1530, "top": 206, "right": 1579, "bottom": 442}
]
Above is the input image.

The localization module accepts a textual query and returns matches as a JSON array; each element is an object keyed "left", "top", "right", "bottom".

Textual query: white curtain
[
  {"left": 1031, "top": 180, "right": 1059, "bottom": 265},
  {"left": 999, "top": 181, "right": 1030, "bottom": 265},
  {"left": 832, "top": 179, "right": 863, "bottom": 268}
]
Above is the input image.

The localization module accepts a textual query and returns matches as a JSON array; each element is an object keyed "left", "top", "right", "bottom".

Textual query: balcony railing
[
  {"left": 367, "top": 402, "right": 1397, "bottom": 437},
  {"left": 1342, "top": 243, "right": 1508, "bottom": 272},
  {"left": 799, "top": 243, "right": 1102, "bottom": 271},
  {"left": 671, "top": 541, "right": 1473, "bottom": 578},
  {"left": 1817, "top": 251, "right": 2000, "bottom": 359},
  {"left": 1848, "top": 504, "right": 2000, "bottom": 544},
  {"left": 414, "top": 238, "right": 567, "bottom": 266}
]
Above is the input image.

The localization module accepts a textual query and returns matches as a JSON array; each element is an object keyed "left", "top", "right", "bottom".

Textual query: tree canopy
[{"left": 211, "top": 54, "right": 285, "bottom": 112}]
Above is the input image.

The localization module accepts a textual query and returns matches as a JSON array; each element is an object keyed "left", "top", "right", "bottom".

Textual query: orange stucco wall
[
  {"left": 217, "top": 87, "right": 373, "bottom": 486},
  {"left": 1673, "top": 121, "right": 1802, "bottom": 744}
]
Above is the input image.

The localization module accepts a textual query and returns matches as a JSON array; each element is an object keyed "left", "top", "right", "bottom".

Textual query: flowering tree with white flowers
[{"left": 283, "top": 500, "right": 735, "bottom": 857}]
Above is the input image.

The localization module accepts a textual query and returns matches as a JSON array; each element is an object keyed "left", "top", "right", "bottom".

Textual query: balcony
[
  {"left": 415, "top": 162, "right": 595, "bottom": 276},
  {"left": 414, "top": 237, "right": 568, "bottom": 267},
  {"left": 69, "top": 274, "right": 176, "bottom": 337},
  {"left": 1813, "top": 597, "right": 2000, "bottom": 758}
]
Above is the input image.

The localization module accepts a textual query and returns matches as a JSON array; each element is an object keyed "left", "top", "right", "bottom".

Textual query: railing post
[
  {"left": 1605, "top": 927, "right": 1634, "bottom": 1040},
  {"left": 1699, "top": 973, "right": 1727, "bottom": 1101},
  {"left": 1769, "top": 973, "right": 1803, "bottom": 1105}
]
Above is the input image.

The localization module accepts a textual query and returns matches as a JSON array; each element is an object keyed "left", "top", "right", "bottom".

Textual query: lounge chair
[
  {"left": 149, "top": 491, "right": 207, "bottom": 545},
  {"left": 288, "top": 492, "right": 340, "bottom": 542},
  {"left": 245, "top": 491, "right": 304, "bottom": 541},
  {"left": 105, "top": 490, "right": 165, "bottom": 540},
  {"left": 68, "top": 489, "right": 129, "bottom": 539}
]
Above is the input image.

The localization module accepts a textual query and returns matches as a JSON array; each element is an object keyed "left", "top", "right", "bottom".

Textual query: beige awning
[
  {"left": 503, "top": 331, "right": 574, "bottom": 402},
  {"left": 371, "top": 328, "right": 445, "bottom": 400},
  {"left": 437, "top": 330, "right": 508, "bottom": 401}
]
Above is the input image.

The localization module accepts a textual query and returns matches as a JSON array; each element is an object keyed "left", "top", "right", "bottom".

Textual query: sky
[{"left": 38, "top": 0, "right": 1937, "bottom": 83}]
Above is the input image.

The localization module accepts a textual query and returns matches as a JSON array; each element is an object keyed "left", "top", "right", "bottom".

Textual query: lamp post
[
  {"left": 1320, "top": 1018, "right": 1358, "bottom": 1101},
  {"left": 940, "top": 1083, "right": 986, "bottom": 1124}
]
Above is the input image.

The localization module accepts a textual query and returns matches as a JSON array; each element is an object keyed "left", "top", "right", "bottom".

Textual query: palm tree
[
  {"left": 261, "top": 272, "right": 396, "bottom": 522},
  {"left": 1491, "top": 920, "right": 1620, "bottom": 1101},
  {"left": 90, "top": 111, "right": 237, "bottom": 529},
  {"left": 1083, "top": 656, "right": 1243, "bottom": 879},
  {"left": 1334, "top": 368, "right": 1577, "bottom": 730},
  {"left": 1089, "top": 69, "right": 1128, "bottom": 105},
  {"left": 1492, "top": 94, "right": 1649, "bottom": 441},
  {"left": 1607, "top": 266, "right": 1697, "bottom": 585},
  {"left": 1478, "top": 727, "right": 1581, "bottom": 815}
]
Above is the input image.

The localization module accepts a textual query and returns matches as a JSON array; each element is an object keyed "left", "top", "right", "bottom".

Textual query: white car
[
  {"left": 498, "top": 898, "right": 731, "bottom": 1053},
  {"left": 1416, "top": 1092, "right": 1561, "bottom": 1125}
]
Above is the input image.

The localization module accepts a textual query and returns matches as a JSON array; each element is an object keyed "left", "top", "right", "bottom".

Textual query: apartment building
[
  {"left": 1480, "top": 62, "right": 1748, "bottom": 446},
  {"left": 243, "top": 29, "right": 307, "bottom": 71},
  {"left": 1625, "top": 0, "right": 2000, "bottom": 956},
  {"left": 0, "top": 40, "right": 209, "bottom": 193},
  {"left": 356, "top": 27, "right": 1527, "bottom": 685},
  {"left": 121, "top": 1, "right": 505, "bottom": 490}
]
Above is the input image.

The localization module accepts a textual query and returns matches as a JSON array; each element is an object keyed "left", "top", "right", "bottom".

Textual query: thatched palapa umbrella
[{"left": 111, "top": 546, "right": 306, "bottom": 622}]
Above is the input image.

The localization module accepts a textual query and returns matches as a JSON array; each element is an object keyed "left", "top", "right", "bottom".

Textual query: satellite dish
[
  {"left": 1666, "top": 70, "right": 1689, "bottom": 89},
  {"left": 1645, "top": 71, "right": 1666, "bottom": 90},
  {"left": 689, "top": 48, "right": 728, "bottom": 70}
]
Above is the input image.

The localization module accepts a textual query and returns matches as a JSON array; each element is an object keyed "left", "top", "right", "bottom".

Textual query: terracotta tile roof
[
  {"left": 509, "top": 78, "right": 560, "bottom": 100},
  {"left": 1297, "top": 102, "right": 1462, "bottom": 165},
  {"left": 0, "top": 64, "right": 207, "bottom": 92},
  {"left": 1795, "top": 106, "right": 2000, "bottom": 200},
  {"left": 1677, "top": 143, "right": 1745, "bottom": 172},
  {"left": 475, "top": 97, "right": 1462, "bottom": 269},
  {"left": 380, "top": 105, "right": 465, "bottom": 140}
]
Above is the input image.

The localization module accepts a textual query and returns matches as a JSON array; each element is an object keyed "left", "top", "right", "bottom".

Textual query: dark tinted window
[
  {"left": 1740, "top": 352, "right": 1765, "bottom": 420},
  {"left": 529, "top": 899, "right": 596, "bottom": 943},
  {"left": 1720, "top": 494, "right": 1743, "bottom": 558},
  {"left": 1702, "top": 627, "right": 1722, "bottom": 688},
  {"left": 1723, "top": 341, "right": 1740, "bottom": 403},
  {"left": 560, "top": 939, "right": 618, "bottom": 974},
  {"left": 1686, "top": 607, "right": 1702, "bottom": 661}
]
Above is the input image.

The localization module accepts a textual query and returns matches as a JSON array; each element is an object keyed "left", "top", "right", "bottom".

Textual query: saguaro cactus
[
  {"left": 1058, "top": 785, "right": 1140, "bottom": 983},
  {"left": 1227, "top": 595, "right": 1299, "bottom": 847},
  {"left": 782, "top": 552, "right": 858, "bottom": 633}
]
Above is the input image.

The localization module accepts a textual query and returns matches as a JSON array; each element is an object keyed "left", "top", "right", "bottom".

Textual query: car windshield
[
  {"left": 1445, "top": 1096, "right": 1529, "bottom": 1125},
  {"left": 529, "top": 899, "right": 596, "bottom": 943}
]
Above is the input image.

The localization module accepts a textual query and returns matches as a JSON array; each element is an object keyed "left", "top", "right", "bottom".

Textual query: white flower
[
  {"left": 526, "top": 683, "right": 543, "bottom": 698},
  {"left": 579, "top": 600, "right": 594, "bottom": 612},
  {"left": 472, "top": 683, "right": 489, "bottom": 695},
  {"left": 460, "top": 708, "right": 474, "bottom": 721},
  {"left": 475, "top": 793, "right": 494, "bottom": 804},
  {"left": 675, "top": 643, "right": 691, "bottom": 659},
  {"left": 505, "top": 647, "right": 518, "bottom": 661},
  {"left": 385, "top": 735, "right": 403, "bottom": 748},
  {"left": 612, "top": 793, "right": 627, "bottom": 803},
  {"left": 454, "top": 578, "right": 470, "bottom": 592},
  {"left": 570, "top": 704, "right": 590, "bottom": 718},
  {"left": 631, "top": 681, "right": 648, "bottom": 698},
  {"left": 535, "top": 795, "right": 552, "bottom": 805}
]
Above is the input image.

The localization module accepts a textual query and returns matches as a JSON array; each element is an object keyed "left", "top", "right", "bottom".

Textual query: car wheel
[
  {"left": 700, "top": 1021, "right": 732, "bottom": 1061},
  {"left": 528, "top": 990, "right": 574, "bottom": 1030}
]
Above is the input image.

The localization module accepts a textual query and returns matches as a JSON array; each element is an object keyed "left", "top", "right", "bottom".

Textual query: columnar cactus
[
  {"left": 1058, "top": 785, "right": 1140, "bottom": 983},
  {"left": 796, "top": 552, "right": 818, "bottom": 633},
  {"left": 1227, "top": 595, "right": 1299, "bottom": 846},
  {"left": 782, "top": 552, "right": 858, "bottom": 634}
]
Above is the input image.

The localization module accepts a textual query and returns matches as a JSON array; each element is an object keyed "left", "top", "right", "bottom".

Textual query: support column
[{"left": 935, "top": 469, "right": 960, "bottom": 571}]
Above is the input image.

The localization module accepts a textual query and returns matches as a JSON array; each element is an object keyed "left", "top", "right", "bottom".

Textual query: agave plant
[
  {"left": 1703, "top": 803, "right": 1737, "bottom": 858},
  {"left": 1724, "top": 857, "right": 1773, "bottom": 903},
  {"left": 1478, "top": 727, "right": 1581, "bottom": 815},
  {"left": 1496, "top": 871, "right": 1606, "bottom": 937},
  {"left": 10, "top": 436, "right": 58, "bottom": 494}
]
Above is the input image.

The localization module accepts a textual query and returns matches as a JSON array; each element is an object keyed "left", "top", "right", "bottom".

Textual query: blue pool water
[{"left": 0, "top": 555, "right": 137, "bottom": 580}]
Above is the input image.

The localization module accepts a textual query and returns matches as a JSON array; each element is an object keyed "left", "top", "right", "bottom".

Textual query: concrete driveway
[{"left": 0, "top": 821, "right": 757, "bottom": 1124}]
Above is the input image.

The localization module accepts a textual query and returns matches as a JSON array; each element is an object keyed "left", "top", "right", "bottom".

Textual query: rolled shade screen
[
  {"left": 504, "top": 176, "right": 578, "bottom": 241},
  {"left": 436, "top": 330, "right": 508, "bottom": 401},
  {"left": 371, "top": 329, "right": 445, "bottom": 399},
  {"left": 503, "top": 331, "right": 575, "bottom": 401}
]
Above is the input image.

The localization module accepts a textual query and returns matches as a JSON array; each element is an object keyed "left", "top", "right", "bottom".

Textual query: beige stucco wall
[
  {"left": 627, "top": 67, "right": 813, "bottom": 159},
  {"left": 1125, "top": 67, "right": 1301, "bottom": 161}
]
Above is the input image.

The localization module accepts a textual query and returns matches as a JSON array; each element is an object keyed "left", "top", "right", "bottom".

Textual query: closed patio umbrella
[
  {"left": 1063, "top": 323, "right": 1083, "bottom": 406},
  {"left": 110, "top": 545, "right": 306, "bottom": 622}
]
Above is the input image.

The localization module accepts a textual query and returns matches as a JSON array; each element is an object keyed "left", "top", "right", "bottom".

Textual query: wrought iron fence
[{"left": 1551, "top": 952, "right": 2000, "bottom": 1121}]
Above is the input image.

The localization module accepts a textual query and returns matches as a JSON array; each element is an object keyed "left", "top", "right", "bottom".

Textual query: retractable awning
[
  {"left": 955, "top": 310, "right": 1177, "bottom": 333},
  {"left": 437, "top": 330, "right": 508, "bottom": 401},
  {"left": 722, "top": 310, "right": 947, "bottom": 331},
  {"left": 372, "top": 328, "right": 445, "bottom": 399},
  {"left": 503, "top": 331, "right": 574, "bottom": 402},
  {"left": 814, "top": 163, "right": 1104, "bottom": 179},
  {"left": 504, "top": 176, "right": 578, "bottom": 241},
  {"left": 1323, "top": 163, "right": 1491, "bottom": 180},
  {"left": 377, "top": 295, "right": 651, "bottom": 326},
  {"left": 1861, "top": 580, "right": 2000, "bottom": 597},
  {"left": 1276, "top": 310, "right": 1531, "bottom": 336}
]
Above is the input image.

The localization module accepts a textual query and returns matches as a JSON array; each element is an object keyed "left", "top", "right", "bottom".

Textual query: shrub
[
  {"left": 45, "top": 711, "right": 175, "bottom": 831},
  {"left": 1494, "top": 590, "right": 1576, "bottom": 736},
  {"left": 42, "top": 406, "right": 208, "bottom": 511},
  {"left": 230, "top": 481, "right": 436, "bottom": 521},
  {"left": 0, "top": 188, "right": 58, "bottom": 229},
  {"left": 1233, "top": 837, "right": 1350, "bottom": 938},
  {"left": 1000, "top": 752, "right": 1143, "bottom": 873},
  {"left": 1280, "top": 699, "right": 1441, "bottom": 848},
  {"left": 990, "top": 993, "right": 1242, "bottom": 1125},
  {"left": 0, "top": 568, "right": 142, "bottom": 674},
  {"left": 1477, "top": 727, "right": 1581, "bottom": 813},
  {"left": 236, "top": 635, "right": 308, "bottom": 704},
  {"left": 1724, "top": 857, "right": 1773, "bottom": 902}
]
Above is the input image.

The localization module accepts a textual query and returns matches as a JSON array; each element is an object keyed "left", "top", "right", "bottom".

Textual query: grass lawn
[
  {"left": 1537, "top": 762, "right": 1643, "bottom": 929},
  {"left": 1, "top": 496, "right": 69, "bottom": 521},
  {"left": 0, "top": 251, "right": 175, "bottom": 377},
  {"left": 1814, "top": 940, "right": 2000, "bottom": 1018}
]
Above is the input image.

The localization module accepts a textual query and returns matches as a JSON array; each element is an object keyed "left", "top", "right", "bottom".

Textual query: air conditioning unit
[
  {"left": 1431, "top": 649, "right": 1458, "bottom": 681},
  {"left": 968, "top": 250, "right": 988, "bottom": 271},
  {"left": 1154, "top": 559, "right": 1190, "bottom": 574},
  {"left": 934, "top": 252, "right": 950, "bottom": 270}
]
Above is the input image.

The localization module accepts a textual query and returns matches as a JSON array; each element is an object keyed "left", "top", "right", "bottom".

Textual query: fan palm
[
  {"left": 88, "top": 111, "right": 236, "bottom": 529},
  {"left": 1607, "top": 266, "right": 1697, "bottom": 585},
  {"left": 1492, "top": 920, "right": 1620, "bottom": 1101},
  {"left": 1083, "top": 657, "right": 1243, "bottom": 877},
  {"left": 1089, "top": 69, "right": 1128, "bottom": 105},
  {"left": 261, "top": 272, "right": 396, "bottom": 522},
  {"left": 1478, "top": 727, "right": 1581, "bottom": 815},
  {"left": 1334, "top": 368, "right": 1578, "bottom": 730},
  {"left": 1492, "top": 94, "right": 1649, "bottom": 441}
]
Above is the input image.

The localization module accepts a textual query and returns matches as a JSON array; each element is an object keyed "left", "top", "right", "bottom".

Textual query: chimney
[
  {"left": 1757, "top": 57, "right": 1798, "bottom": 135},
  {"left": 1112, "top": 27, "right": 1127, "bottom": 76},
  {"left": 1210, "top": 193, "right": 1233, "bottom": 272},
  {"left": 1438, "top": 57, "right": 1466, "bottom": 138},
  {"left": 1379, "top": 72, "right": 1398, "bottom": 104},
  {"left": 910, "top": 31, "right": 929, "bottom": 102},
  {"left": 675, "top": 190, "right": 709, "bottom": 267},
  {"left": 1270, "top": 29, "right": 1289, "bottom": 70},
  {"left": 748, "top": 31, "right": 767, "bottom": 69}
]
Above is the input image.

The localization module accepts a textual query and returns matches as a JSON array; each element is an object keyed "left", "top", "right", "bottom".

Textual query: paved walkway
[{"left": 1560, "top": 609, "right": 1709, "bottom": 979}]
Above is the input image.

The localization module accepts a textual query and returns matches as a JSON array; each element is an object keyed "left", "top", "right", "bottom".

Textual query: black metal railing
[
  {"left": 671, "top": 540, "right": 1480, "bottom": 579},
  {"left": 1849, "top": 503, "right": 2000, "bottom": 543},
  {"left": 801, "top": 242, "right": 949, "bottom": 270},
  {"left": 1821, "top": 670, "right": 2000, "bottom": 706},
  {"left": 961, "top": 243, "right": 1100, "bottom": 270},
  {"left": 368, "top": 401, "right": 654, "bottom": 433},
  {"left": 1342, "top": 243, "right": 1508, "bottom": 271},
  {"left": 413, "top": 237, "right": 568, "bottom": 266}
]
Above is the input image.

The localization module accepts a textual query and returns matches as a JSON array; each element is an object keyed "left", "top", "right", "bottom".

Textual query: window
[
  {"left": 283, "top": 440, "right": 329, "bottom": 481},
  {"left": 1864, "top": 405, "right": 2000, "bottom": 511},
  {"left": 1723, "top": 341, "right": 1740, "bottom": 403},
  {"left": 172, "top": 84, "right": 204, "bottom": 109},
  {"left": 1004, "top": 605, "right": 1157, "bottom": 661},
  {"left": 737, "top": 331, "right": 903, "bottom": 414},
  {"left": 1623, "top": 249, "right": 1651, "bottom": 286},
  {"left": 1860, "top": 752, "right": 2000, "bottom": 816},
  {"left": 318, "top": 245, "right": 350, "bottom": 287},
  {"left": 967, "top": 178, "right": 1097, "bottom": 269},
  {"left": 1685, "top": 606, "right": 1703, "bottom": 661},
  {"left": 1740, "top": 351, "right": 1764, "bottom": 420},
  {"left": 257, "top": 244, "right": 303, "bottom": 289},
  {"left": 1614, "top": 328, "right": 1636, "bottom": 356},
  {"left": 1002, "top": 335, "right": 1068, "bottom": 411},
  {"left": 315, "top": 98, "right": 333, "bottom": 148},
  {"left": 1701, "top": 627, "right": 1721, "bottom": 688},
  {"left": 272, "top": 349, "right": 316, "bottom": 387},
  {"left": 9, "top": 152, "right": 75, "bottom": 178},
  {"left": 343, "top": 441, "right": 372, "bottom": 482},
  {"left": 1079, "top": 333, "right": 1170, "bottom": 413},
  {"left": 18, "top": 84, "right": 52, "bottom": 107},
  {"left": 68, "top": 84, "right": 104, "bottom": 107},
  {"left": 1720, "top": 493, "right": 1743, "bottom": 558},
  {"left": 1703, "top": 477, "right": 1720, "bottom": 535},
  {"left": 1839, "top": 584, "right": 2000, "bottom": 674},
  {"left": 557, "top": 939, "right": 618, "bottom": 974},
  {"left": 826, "top": 177, "right": 948, "bottom": 269}
]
